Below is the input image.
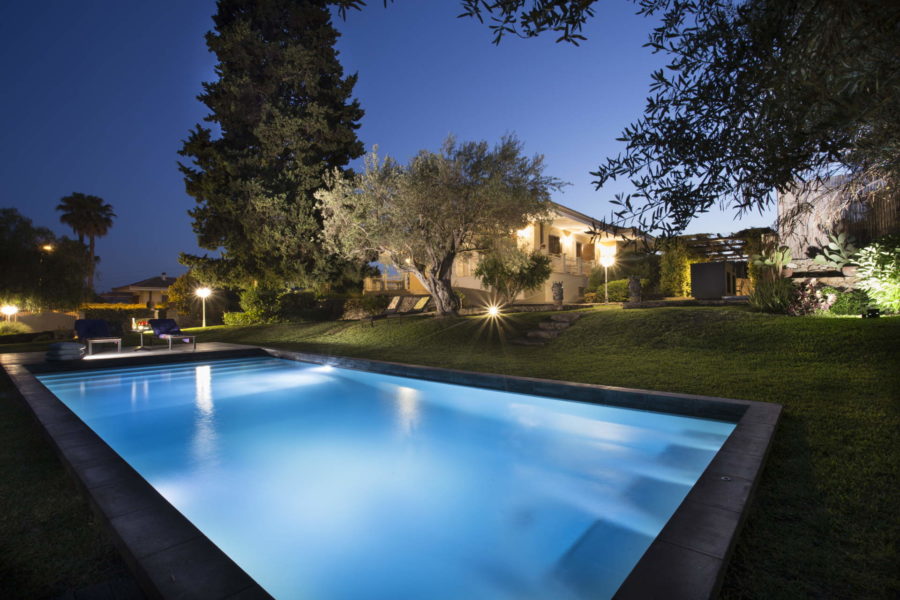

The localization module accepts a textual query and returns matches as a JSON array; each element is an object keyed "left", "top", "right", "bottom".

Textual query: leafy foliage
[
  {"left": 317, "top": 135, "right": 562, "bottom": 315},
  {"left": 589, "top": 249, "right": 660, "bottom": 288},
  {"left": 342, "top": 294, "right": 391, "bottom": 318},
  {"left": 0, "top": 321, "right": 33, "bottom": 336},
  {"left": 813, "top": 233, "right": 859, "bottom": 270},
  {"left": 179, "top": 0, "right": 365, "bottom": 289},
  {"left": 233, "top": 286, "right": 337, "bottom": 323},
  {"left": 474, "top": 248, "right": 552, "bottom": 305},
  {"left": 658, "top": 237, "right": 700, "bottom": 297},
  {"left": 751, "top": 246, "right": 796, "bottom": 272},
  {"left": 855, "top": 234, "right": 900, "bottom": 312},
  {"left": 823, "top": 287, "right": 872, "bottom": 316},
  {"left": 164, "top": 272, "right": 201, "bottom": 315},
  {"left": 0, "top": 208, "right": 88, "bottom": 310},
  {"left": 434, "top": 0, "right": 900, "bottom": 234},
  {"left": 748, "top": 276, "right": 795, "bottom": 313},
  {"left": 55, "top": 192, "right": 115, "bottom": 291},
  {"left": 786, "top": 280, "right": 836, "bottom": 316},
  {"left": 81, "top": 305, "right": 152, "bottom": 335},
  {"left": 584, "top": 277, "right": 651, "bottom": 302}
]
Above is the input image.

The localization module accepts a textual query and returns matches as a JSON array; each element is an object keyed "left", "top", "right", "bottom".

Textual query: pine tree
[{"left": 179, "top": 0, "right": 365, "bottom": 289}]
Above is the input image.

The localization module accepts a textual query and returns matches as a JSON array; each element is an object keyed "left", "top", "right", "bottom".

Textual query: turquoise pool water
[{"left": 39, "top": 357, "right": 735, "bottom": 600}]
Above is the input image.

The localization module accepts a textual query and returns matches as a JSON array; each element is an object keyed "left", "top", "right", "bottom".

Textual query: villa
[{"left": 364, "top": 202, "right": 653, "bottom": 303}]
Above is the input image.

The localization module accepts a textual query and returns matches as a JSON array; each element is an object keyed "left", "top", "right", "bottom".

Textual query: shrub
[
  {"left": 474, "top": 249, "right": 552, "bottom": 305},
  {"left": 0, "top": 321, "right": 33, "bottom": 336},
  {"left": 238, "top": 287, "right": 282, "bottom": 323},
  {"left": 786, "top": 280, "right": 836, "bottom": 316},
  {"left": 82, "top": 304, "right": 153, "bottom": 333},
  {"left": 276, "top": 291, "right": 319, "bottom": 320},
  {"left": 658, "top": 238, "right": 702, "bottom": 297},
  {"left": 748, "top": 277, "right": 796, "bottom": 313},
  {"left": 855, "top": 233, "right": 900, "bottom": 312},
  {"left": 222, "top": 311, "right": 261, "bottom": 326},
  {"left": 584, "top": 278, "right": 651, "bottom": 302},
  {"left": 589, "top": 251, "right": 660, "bottom": 290},
  {"left": 343, "top": 295, "right": 390, "bottom": 319},
  {"left": 823, "top": 287, "right": 872, "bottom": 315}
]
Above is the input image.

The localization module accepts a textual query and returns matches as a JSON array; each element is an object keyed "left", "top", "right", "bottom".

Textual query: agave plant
[
  {"left": 813, "top": 232, "right": 858, "bottom": 269},
  {"left": 751, "top": 246, "right": 796, "bottom": 273}
]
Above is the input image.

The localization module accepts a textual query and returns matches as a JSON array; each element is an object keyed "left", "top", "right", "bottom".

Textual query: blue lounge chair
[
  {"left": 148, "top": 319, "right": 197, "bottom": 351},
  {"left": 74, "top": 319, "right": 122, "bottom": 356}
]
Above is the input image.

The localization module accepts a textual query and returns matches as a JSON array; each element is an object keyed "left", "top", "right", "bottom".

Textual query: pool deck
[{"left": 3, "top": 344, "right": 781, "bottom": 600}]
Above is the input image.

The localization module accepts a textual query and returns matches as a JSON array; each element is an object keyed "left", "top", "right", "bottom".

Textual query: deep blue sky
[{"left": 1, "top": 1, "right": 774, "bottom": 292}]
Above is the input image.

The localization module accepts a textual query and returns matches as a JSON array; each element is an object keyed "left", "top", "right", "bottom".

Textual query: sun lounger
[
  {"left": 406, "top": 296, "right": 431, "bottom": 314},
  {"left": 148, "top": 319, "right": 197, "bottom": 351},
  {"left": 74, "top": 319, "right": 122, "bottom": 355}
]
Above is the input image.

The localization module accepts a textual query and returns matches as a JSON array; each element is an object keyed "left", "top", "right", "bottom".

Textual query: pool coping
[{"left": 3, "top": 346, "right": 781, "bottom": 600}]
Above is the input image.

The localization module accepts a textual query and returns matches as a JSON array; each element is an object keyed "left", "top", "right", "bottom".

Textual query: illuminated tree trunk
[{"left": 411, "top": 253, "right": 459, "bottom": 316}]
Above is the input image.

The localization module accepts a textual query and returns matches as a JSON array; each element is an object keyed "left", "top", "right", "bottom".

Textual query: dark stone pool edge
[
  {"left": 3, "top": 348, "right": 274, "bottom": 600},
  {"left": 3, "top": 346, "right": 781, "bottom": 600}
]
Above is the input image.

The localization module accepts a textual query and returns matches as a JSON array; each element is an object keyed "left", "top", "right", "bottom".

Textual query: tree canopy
[
  {"left": 179, "top": 0, "right": 366, "bottom": 290},
  {"left": 56, "top": 192, "right": 115, "bottom": 291},
  {"left": 341, "top": 0, "right": 900, "bottom": 235},
  {"left": 1, "top": 208, "right": 88, "bottom": 311},
  {"left": 317, "top": 135, "right": 562, "bottom": 315}
]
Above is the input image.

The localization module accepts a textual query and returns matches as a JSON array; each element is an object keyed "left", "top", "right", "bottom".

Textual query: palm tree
[{"left": 56, "top": 192, "right": 116, "bottom": 291}]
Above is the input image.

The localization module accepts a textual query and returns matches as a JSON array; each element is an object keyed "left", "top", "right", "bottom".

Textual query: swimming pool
[{"left": 37, "top": 356, "right": 737, "bottom": 599}]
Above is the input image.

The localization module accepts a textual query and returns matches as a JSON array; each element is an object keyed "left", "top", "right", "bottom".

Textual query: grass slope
[
  {"left": 0, "top": 373, "right": 131, "bottom": 597},
  {"left": 2, "top": 306, "right": 898, "bottom": 598}
]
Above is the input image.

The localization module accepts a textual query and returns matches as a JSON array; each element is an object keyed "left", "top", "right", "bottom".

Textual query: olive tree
[
  {"left": 474, "top": 247, "right": 552, "bottom": 305},
  {"left": 317, "top": 135, "right": 562, "bottom": 316}
]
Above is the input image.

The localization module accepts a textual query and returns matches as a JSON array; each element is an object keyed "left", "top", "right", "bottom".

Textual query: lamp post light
[
  {"left": 196, "top": 287, "right": 212, "bottom": 328},
  {"left": 1, "top": 305, "right": 19, "bottom": 322},
  {"left": 599, "top": 255, "right": 615, "bottom": 303},
  {"left": 597, "top": 240, "right": 618, "bottom": 304}
]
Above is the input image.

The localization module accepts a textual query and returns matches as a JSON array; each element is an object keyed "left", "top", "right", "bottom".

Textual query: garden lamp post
[
  {"left": 2, "top": 305, "right": 19, "bottom": 322},
  {"left": 599, "top": 255, "right": 615, "bottom": 303},
  {"left": 196, "top": 287, "right": 212, "bottom": 328},
  {"left": 38, "top": 244, "right": 53, "bottom": 310},
  {"left": 598, "top": 240, "right": 618, "bottom": 304}
]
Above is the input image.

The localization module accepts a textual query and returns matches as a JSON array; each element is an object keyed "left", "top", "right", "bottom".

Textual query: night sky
[{"left": 1, "top": 1, "right": 775, "bottom": 291}]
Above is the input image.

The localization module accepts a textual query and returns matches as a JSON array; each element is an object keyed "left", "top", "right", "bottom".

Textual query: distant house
[
  {"left": 364, "top": 202, "right": 652, "bottom": 304},
  {"left": 106, "top": 272, "right": 177, "bottom": 307}
]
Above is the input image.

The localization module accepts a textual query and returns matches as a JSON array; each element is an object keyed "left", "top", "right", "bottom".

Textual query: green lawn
[
  {"left": 2, "top": 306, "right": 898, "bottom": 598},
  {"left": 0, "top": 365, "right": 132, "bottom": 597}
]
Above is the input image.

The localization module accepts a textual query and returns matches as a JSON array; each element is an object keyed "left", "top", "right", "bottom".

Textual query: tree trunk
[
  {"left": 413, "top": 253, "right": 459, "bottom": 316},
  {"left": 87, "top": 235, "right": 96, "bottom": 292}
]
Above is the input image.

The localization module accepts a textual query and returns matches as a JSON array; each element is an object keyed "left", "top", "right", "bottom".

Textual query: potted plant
[{"left": 813, "top": 232, "right": 859, "bottom": 276}]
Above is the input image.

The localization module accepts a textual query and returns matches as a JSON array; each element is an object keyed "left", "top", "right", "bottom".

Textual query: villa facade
[{"left": 364, "top": 202, "right": 651, "bottom": 304}]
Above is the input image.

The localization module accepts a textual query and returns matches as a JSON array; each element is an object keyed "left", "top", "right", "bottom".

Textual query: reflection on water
[
  {"left": 394, "top": 385, "right": 420, "bottom": 436},
  {"left": 191, "top": 365, "right": 218, "bottom": 468}
]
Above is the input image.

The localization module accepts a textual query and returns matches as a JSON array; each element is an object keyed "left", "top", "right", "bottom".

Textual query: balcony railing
[
  {"left": 550, "top": 255, "right": 595, "bottom": 276},
  {"left": 364, "top": 275, "right": 408, "bottom": 292}
]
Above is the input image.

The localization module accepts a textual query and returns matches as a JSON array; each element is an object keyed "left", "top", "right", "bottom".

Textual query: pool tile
[
  {"left": 139, "top": 538, "right": 262, "bottom": 600},
  {"left": 109, "top": 506, "right": 203, "bottom": 559}
]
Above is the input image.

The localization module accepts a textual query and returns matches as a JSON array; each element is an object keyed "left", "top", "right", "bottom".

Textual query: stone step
[
  {"left": 527, "top": 329, "right": 561, "bottom": 339},
  {"left": 550, "top": 312, "right": 582, "bottom": 323},
  {"left": 539, "top": 321, "right": 570, "bottom": 330}
]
